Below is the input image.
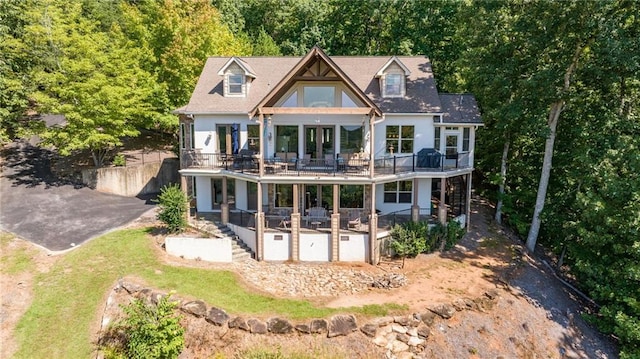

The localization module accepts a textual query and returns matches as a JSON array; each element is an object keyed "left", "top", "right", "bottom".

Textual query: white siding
[
  {"left": 235, "top": 179, "right": 248, "bottom": 211},
  {"left": 195, "top": 176, "right": 212, "bottom": 212}
]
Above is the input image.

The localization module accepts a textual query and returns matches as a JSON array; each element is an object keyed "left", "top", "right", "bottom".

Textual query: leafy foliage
[
  {"left": 389, "top": 220, "right": 466, "bottom": 267},
  {"left": 102, "top": 294, "right": 184, "bottom": 359},
  {"left": 155, "top": 184, "right": 188, "bottom": 233}
]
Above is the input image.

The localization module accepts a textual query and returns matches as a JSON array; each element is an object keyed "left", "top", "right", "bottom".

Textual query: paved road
[{"left": 0, "top": 142, "right": 156, "bottom": 252}]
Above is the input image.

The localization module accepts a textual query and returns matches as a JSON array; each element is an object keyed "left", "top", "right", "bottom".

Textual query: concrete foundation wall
[
  {"left": 299, "top": 233, "right": 330, "bottom": 262},
  {"left": 82, "top": 158, "right": 179, "bottom": 196},
  {"left": 338, "top": 233, "right": 368, "bottom": 262},
  {"left": 264, "top": 232, "right": 290, "bottom": 261},
  {"left": 165, "top": 236, "right": 232, "bottom": 262},
  {"left": 228, "top": 224, "right": 256, "bottom": 253}
]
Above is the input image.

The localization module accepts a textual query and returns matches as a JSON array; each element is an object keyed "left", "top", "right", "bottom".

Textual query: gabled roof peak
[
  {"left": 375, "top": 56, "right": 411, "bottom": 77},
  {"left": 217, "top": 57, "right": 257, "bottom": 78}
]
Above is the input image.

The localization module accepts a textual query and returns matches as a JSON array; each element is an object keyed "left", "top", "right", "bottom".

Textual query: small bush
[
  {"left": 445, "top": 219, "right": 466, "bottom": 250},
  {"left": 389, "top": 219, "right": 466, "bottom": 264},
  {"left": 155, "top": 184, "right": 188, "bottom": 233},
  {"left": 101, "top": 294, "right": 184, "bottom": 359},
  {"left": 113, "top": 153, "right": 126, "bottom": 167}
]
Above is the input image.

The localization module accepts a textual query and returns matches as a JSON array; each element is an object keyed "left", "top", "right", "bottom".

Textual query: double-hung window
[
  {"left": 386, "top": 125, "right": 414, "bottom": 154},
  {"left": 384, "top": 73, "right": 403, "bottom": 97},
  {"left": 227, "top": 74, "right": 244, "bottom": 95},
  {"left": 384, "top": 181, "right": 412, "bottom": 203}
]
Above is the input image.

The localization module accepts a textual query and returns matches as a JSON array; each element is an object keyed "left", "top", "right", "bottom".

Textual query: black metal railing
[
  {"left": 377, "top": 208, "right": 437, "bottom": 231},
  {"left": 228, "top": 209, "right": 255, "bottom": 228},
  {"left": 181, "top": 150, "right": 470, "bottom": 177},
  {"left": 374, "top": 151, "right": 470, "bottom": 175}
]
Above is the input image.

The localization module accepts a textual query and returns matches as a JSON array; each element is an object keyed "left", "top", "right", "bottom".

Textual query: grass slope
[{"left": 13, "top": 228, "right": 402, "bottom": 358}]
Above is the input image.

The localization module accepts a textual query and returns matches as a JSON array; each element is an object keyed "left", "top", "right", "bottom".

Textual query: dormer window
[
  {"left": 376, "top": 56, "right": 410, "bottom": 98},
  {"left": 218, "top": 57, "right": 256, "bottom": 98},
  {"left": 384, "top": 73, "right": 404, "bottom": 97},
  {"left": 227, "top": 73, "right": 244, "bottom": 96}
]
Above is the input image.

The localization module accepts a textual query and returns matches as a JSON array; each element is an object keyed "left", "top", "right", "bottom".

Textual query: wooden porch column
[
  {"left": 466, "top": 173, "right": 472, "bottom": 229},
  {"left": 411, "top": 178, "right": 420, "bottom": 222},
  {"left": 439, "top": 178, "right": 447, "bottom": 225},
  {"left": 291, "top": 184, "right": 300, "bottom": 261},
  {"left": 369, "top": 183, "right": 378, "bottom": 264},
  {"left": 258, "top": 114, "right": 265, "bottom": 177},
  {"left": 221, "top": 176, "right": 229, "bottom": 224},
  {"left": 330, "top": 184, "right": 340, "bottom": 261},
  {"left": 255, "top": 182, "right": 264, "bottom": 261}
]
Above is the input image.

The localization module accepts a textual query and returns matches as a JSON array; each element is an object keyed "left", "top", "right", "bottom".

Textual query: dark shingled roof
[
  {"left": 180, "top": 53, "right": 481, "bottom": 124},
  {"left": 439, "top": 94, "right": 482, "bottom": 124}
]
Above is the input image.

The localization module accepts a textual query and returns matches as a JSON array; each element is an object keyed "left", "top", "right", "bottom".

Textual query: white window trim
[
  {"left": 381, "top": 72, "right": 405, "bottom": 98},
  {"left": 225, "top": 72, "right": 245, "bottom": 97},
  {"left": 383, "top": 181, "right": 413, "bottom": 204}
]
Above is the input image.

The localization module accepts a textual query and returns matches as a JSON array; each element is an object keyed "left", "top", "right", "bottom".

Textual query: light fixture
[
  {"left": 268, "top": 132, "right": 272, "bottom": 141},
  {"left": 267, "top": 116, "right": 272, "bottom": 126}
]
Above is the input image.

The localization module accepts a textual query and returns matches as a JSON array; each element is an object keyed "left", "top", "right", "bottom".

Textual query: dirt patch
[{"left": 0, "top": 233, "right": 57, "bottom": 359}]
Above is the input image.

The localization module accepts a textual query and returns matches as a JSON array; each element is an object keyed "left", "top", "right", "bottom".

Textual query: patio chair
[{"left": 347, "top": 211, "right": 361, "bottom": 230}]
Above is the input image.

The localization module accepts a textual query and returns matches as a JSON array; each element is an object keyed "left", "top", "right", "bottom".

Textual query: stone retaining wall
[{"left": 102, "top": 280, "right": 501, "bottom": 358}]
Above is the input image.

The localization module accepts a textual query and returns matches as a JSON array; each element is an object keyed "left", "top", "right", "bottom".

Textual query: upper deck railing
[{"left": 180, "top": 150, "right": 471, "bottom": 177}]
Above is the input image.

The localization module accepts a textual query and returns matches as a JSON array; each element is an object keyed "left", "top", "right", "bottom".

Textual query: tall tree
[{"left": 25, "top": 0, "right": 157, "bottom": 166}]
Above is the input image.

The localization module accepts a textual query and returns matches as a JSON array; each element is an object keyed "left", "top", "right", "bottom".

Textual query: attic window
[
  {"left": 227, "top": 73, "right": 244, "bottom": 96},
  {"left": 384, "top": 73, "right": 404, "bottom": 97}
]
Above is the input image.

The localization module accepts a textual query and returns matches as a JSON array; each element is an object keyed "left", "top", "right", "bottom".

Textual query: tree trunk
[
  {"left": 495, "top": 139, "right": 510, "bottom": 224},
  {"left": 526, "top": 103, "right": 561, "bottom": 251},
  {"left": 526, "top": 42, "right": 587, "bottom": 252},
  {"left": 91, "top": 149, "right": 108, "bottom": 167}
]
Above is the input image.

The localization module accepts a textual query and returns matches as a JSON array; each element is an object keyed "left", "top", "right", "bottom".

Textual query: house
[{"left": 174, "top": 46, "right": 482, "bottom": 264}]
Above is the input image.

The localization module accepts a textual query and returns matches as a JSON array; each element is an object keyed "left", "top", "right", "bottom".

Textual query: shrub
[
  {"left": 444, "top": 219, "right": 466, "bottom": 250},
  {"left": 102, "top": 294, "right": 184, "bottom": 359},
  {"left": 155, "top": 184, "right": 188, "bottom": 233},
  {"left": 113, "top": 153, "right": 126, "bottom": 167}
]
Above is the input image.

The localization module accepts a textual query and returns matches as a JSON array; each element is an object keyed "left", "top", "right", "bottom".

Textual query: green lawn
[{"left": 12, "top": 228, "right": 404, "bottom": 359}]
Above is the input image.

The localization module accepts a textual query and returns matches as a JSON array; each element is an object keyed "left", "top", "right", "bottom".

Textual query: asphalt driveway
[{"left": 0, "top": 141, "right": 156, "bottom": 252}]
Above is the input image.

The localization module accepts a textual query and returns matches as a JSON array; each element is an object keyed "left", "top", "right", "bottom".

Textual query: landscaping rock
[
  {"left": 390, "top": 340, "right": 410, "bottom": 353},
  {"left": 228, "top": 316, "right": 250, "bottom": 331},
  {"left": 396, "top": 333, "right": 410, "bottom": 344},
  {"left": 371, "top": 273, "right": 408, "bottom": 289},
  {"left": 418, "top": 311, "right": 437, "bottom": 326},
  {"left": 474, "top": 296, "right": 495, "bottom": 311},
  {"left": 149, "top": 292, "right": 165, "bottom": 305},
  {"left": 328, "top": 314, "right": 358, "bottom": 338},
  {"left": 452, "top": 297, "right": 476, "bottom": 311},
  {"left": 310, "top": 319, "right": 328, "bottom": 334},
  {"left": 247, "top": 319, "right": 267, "bottom": 334},
  {"left": 182, "top": 300, "right": 207, "bottom": 317},
  {"left": 267, "top": 317, "right": 293, "bottom": 334},
  {"left": 393, "top": 315, "right": 413, "bottom": 326},
  {"left": 295, "top": 323, "right": 311, "bottom": 334},
  {"left": 396, "top": 352, "right": 414, "bottom": 359},
  {"left": 373, "top": 334, "right": 388, "bottom": 347},
  {"left": 391, "top": 324, "right": 407, "bottom": 334},
  {"left": 429, "top": 304, "right": 456, "bottom": 319},
  {"left": 408, "top": 336, "right": 425, "bottom": 347},
  {"left": 406, "top": 327, "right": 418, "bottom": 337},
  {"left": 120, "top": 281, "right": 142, "bottom": 294},
  {"left": 206, "top": 307, "right": 230, "bottom": 326},
  {"left": 360, "top": 323, "right": 378, "bottom": 337},
  {"left": 371, "top": 316, "right": 394, "bottom": 327},
  {"left": 417, "top": 324, "right": 431, "bottom": 339}
]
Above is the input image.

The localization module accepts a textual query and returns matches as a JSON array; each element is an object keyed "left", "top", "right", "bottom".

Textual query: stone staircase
[{"left": 191, "top": 219, "right": 255, "bottom": 261}]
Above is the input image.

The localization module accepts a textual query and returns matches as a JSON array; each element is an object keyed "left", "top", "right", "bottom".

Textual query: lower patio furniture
[{"left": 307, "top": 207, "right": 329, "bottom": 226}]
